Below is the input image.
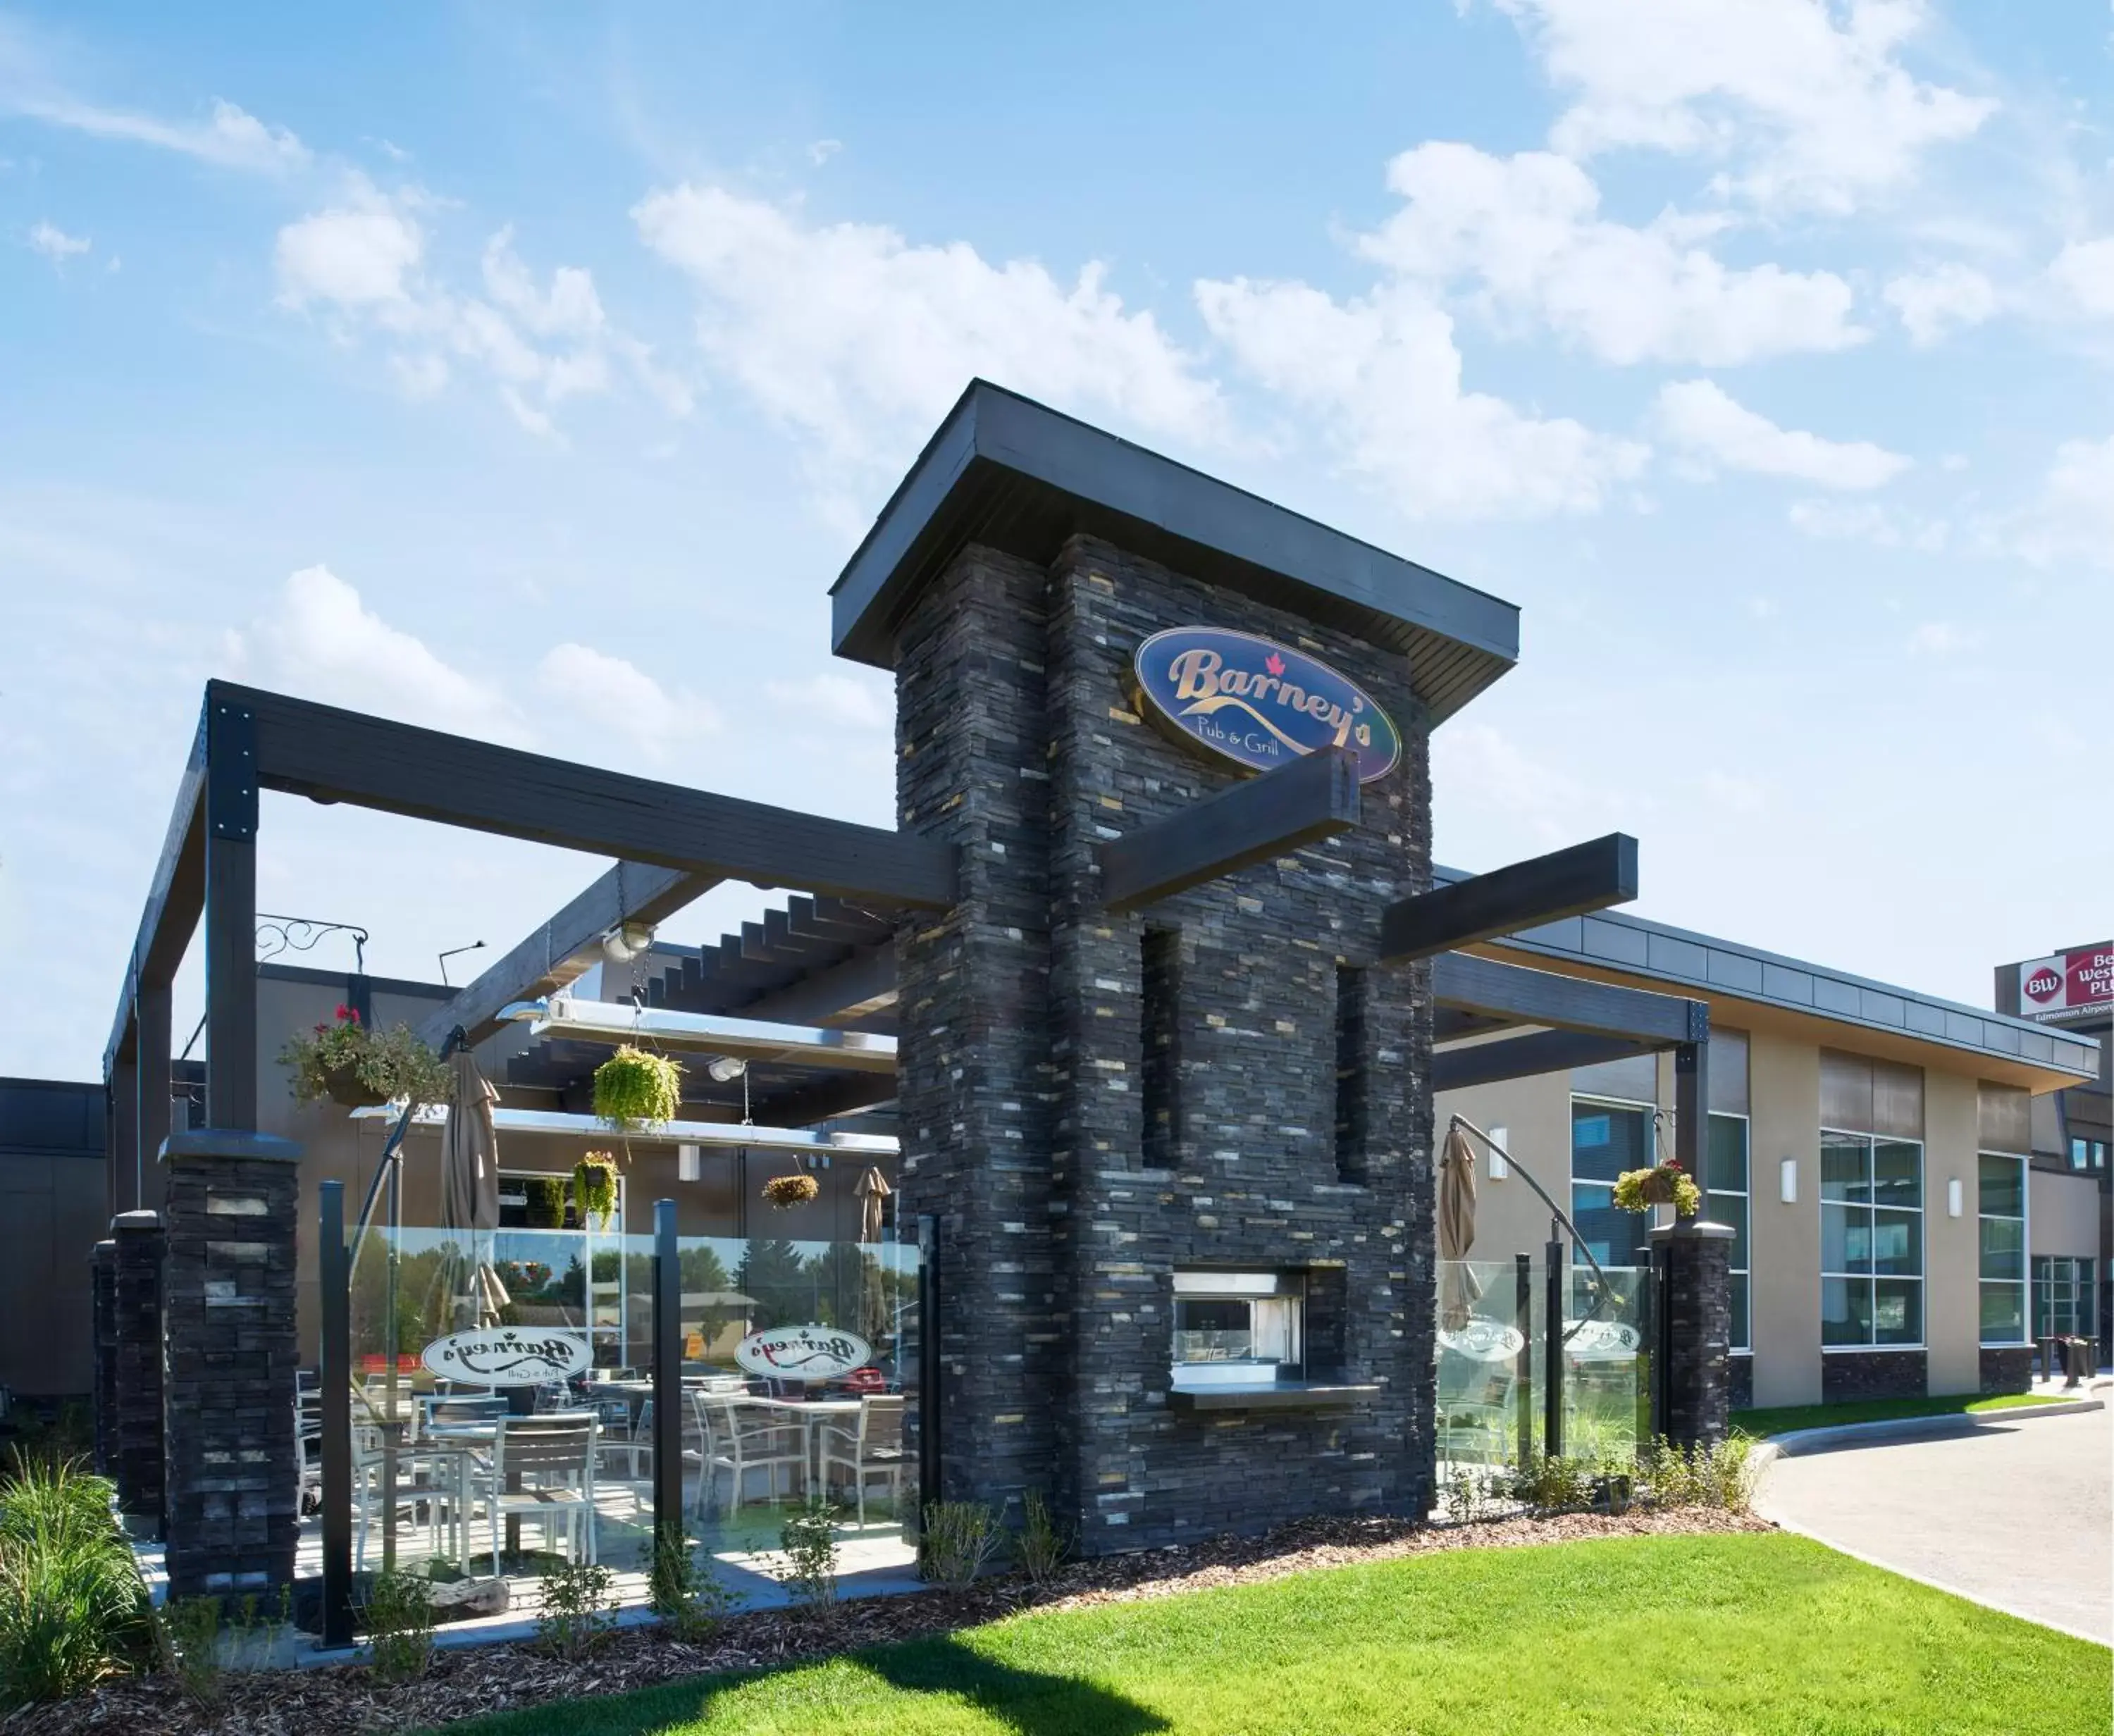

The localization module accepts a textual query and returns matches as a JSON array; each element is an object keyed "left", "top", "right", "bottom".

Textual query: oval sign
[
  {"left": 1564, "top": 1319, "right": 1641, "bottom": 1360},
  {"left": 1438, "top": 1320, "right": 1527, "bottom": 1363},
  {"left": 420, "top": 1328, "right": 591, "bottom": 1387},
  {"left": 734, "top": 1324, "right": 872, "bottom": 1382},
  {"left": 1130, "top": 627, "right": 1401, "bottom": 783}
]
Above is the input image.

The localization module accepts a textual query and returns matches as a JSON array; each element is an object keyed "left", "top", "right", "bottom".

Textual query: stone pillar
[
  {"left": 110, "top": 1211, "right": 166, "bottom": 1530},
  {"left": 90, "top": 1241, "right": 117, "bottom": 1478},
  {"left": 160, "top": 1129, "right": 302, "bottom": 1599},
  {"left": 1650, "top": 1220, "right": 1733, "bottom": 1451}
]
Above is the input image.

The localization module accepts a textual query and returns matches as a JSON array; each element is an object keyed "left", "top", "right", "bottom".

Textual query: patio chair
[
  {"left": 818, "top": 1394, "right": 905, "bottom": 1526},
  {"left": 693, "top": 1394, "right": 807, "bottom": 1518},
  {"left": 593, "top": 1397, "right": 643, "bottom": 1481},
  {"left": 352, "top": 1415, "right": 468, "bottom": 1570},
  {"left": 477, "top": 1412, "right": 600, "bottom": 1575}
]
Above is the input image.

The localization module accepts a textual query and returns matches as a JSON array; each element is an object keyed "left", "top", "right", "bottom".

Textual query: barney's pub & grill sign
[{"left": 1129, "top": 627, "right": 1402, "bottom": 783}]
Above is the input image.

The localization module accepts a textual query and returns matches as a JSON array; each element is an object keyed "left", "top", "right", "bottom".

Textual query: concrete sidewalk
[{"left": 1757, "top": 1404, "right": 2112, "bottom": 1644}]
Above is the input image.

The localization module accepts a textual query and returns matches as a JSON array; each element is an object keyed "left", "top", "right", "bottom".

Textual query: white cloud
[
  {"left": 1494, "top": 0, "right": 1994, "bottom": 213},
  {"left": 2048, "top": 238, "right": 2114, "bottom": 319},
  {"left": 7, "top": 88, "right": 307, "bottom": 175},
  {"left": 537, "top": 642, "right": 722, "bottom": 759},
  {"left": 27, "top": 220, "right": 88, "bottom": 262},
  {"left": 1359, "top": 142, "right": 1863, "bottom": 364},
  {"left": 241, "top": 566, "right": 528, "bottom": 743},
  {"left": 276, "top": 180, "right": 691, "bottom": 434},
  {"left": 1788, "top": 497, "right": 1946, "bottom": 548},
  {"left": 1883, "top": 264, "right": 1996, "bottom": 345},
  {"left": 633, "top": 183, "right": 1226, "bottom": 478},
  {"left": 1197, "top": 275, "right": 1646, "bottom": 519},
  {"left": 1655, "top": 379, "right": 1911, "bottom": 489},
  {"left": 765, "top": 671, "right": 894, "bottom": 731},
  {"left": 1907, "top": 620, "right": 1978, "bottom": 655},
  {"left": 2010, "top": 433, "right": 2114, "bottom": 568},
  {"left": 1432, "top": 721, "right": 1643, "bottom": 848},
  {"left": 807, "top": 139, "right": 843, "bottom": 167}
]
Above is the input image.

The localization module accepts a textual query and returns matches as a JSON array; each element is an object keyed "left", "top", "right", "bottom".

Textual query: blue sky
[{"left": 3, "top": 1, "right": 2110, "bottom": 1081}]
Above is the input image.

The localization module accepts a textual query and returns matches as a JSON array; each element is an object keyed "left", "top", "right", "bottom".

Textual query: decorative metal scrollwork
[{"left": 255, "top": 912, "right": 369, "bottom": 974}]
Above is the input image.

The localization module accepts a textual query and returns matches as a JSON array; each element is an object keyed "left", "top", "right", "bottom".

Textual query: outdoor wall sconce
[
  {"left": 1487, "top": 1127, "right": 1509, "bottom": 1181},
  {"left": 1779, "top": 1157, "right": 1798, "bottom": 1204},
  {"left": 1947, "top": 1177, "right": 1964, "bottom": 1218},
  {"left": 678, "top": 1142, "right": 701, "bottom": 1182}
]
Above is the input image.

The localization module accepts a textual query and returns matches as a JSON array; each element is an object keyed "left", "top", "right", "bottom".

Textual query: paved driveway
[{"left": 1756, "top": 1406, "right": 2111, "bottom": 1644}]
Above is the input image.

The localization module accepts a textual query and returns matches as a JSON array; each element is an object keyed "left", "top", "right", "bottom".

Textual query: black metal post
[
  {"left": 203, "top": 693, "right": 259, "bottom": 1132},
  {"left": 1514, "top": 1252, "right": 1533, "bottom": 1470},
  {"left": 652, "top": 1199, "right": 681, "bottom": 1556},
  {"left": 1543, "top": 1233, "right": 1564, "bottom": 1461},
  {"left": 917, "top": 1213, "right": 940, "bottom": 1515},
  {"left": 1650, "top": 1237, "right": 1673, "bottom": 1442},
  {"left": 319, "top": 1181, "right": 353, "bottom": 1649},
  {"left": 1676, "top": 1038, "right": 1710, "bottom": 1220}
]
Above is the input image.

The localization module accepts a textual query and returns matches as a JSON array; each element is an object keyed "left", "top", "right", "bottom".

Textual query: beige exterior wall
[
  {"left": 1922, "top": 1070, "right": 1981, "bottom": 1396},
  {"left": 1747, "top": 1031, "right": 1821, "bottom": 1407},
  {"left": 1434, "top": 1065, "right": 1576, "bottom": 1267},
  {"left": 2032, "top": 1169, "right": 2102, "bottom": 1260}
]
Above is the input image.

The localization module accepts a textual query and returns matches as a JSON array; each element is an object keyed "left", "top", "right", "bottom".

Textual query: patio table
[{"left": 756, "top": 1396, "right": 863, "bottom": 1498}]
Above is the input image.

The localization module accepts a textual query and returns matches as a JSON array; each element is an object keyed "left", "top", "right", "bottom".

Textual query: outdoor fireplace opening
[{"left": 1170, "top": 1270, "right": 1305, "bottom": 1389}]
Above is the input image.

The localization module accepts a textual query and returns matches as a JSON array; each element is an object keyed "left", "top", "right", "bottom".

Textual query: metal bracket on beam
[
  {"left": 205, "top": 696, "right": 258, "bottom": 842},
  {"left": 1379, "top": 833, "right": 1636, "bottom": 965},
  {"left": 1097, "top": 746, "right": 1361, "bottom": 914}
]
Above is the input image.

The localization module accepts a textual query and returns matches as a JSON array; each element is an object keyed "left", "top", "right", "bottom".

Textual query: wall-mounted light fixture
[
  {"left": 1947, "top": 1177, "right": 1964, "bottom": 1218},
  {"left": 1779, "top": 1157, "right": 1798, "bottom": 1204},
  {"left": 1487, "top": 1126, "right": 1509, "bottom": 1181},
  {"left": 599, "top": 919, "right": 657, "bottom": 964},
  {"left": 705, "top": 1055, "right": 748, "bottom": 1084},
  {"left": 678, "top": 1142, "right": 701, "bottom": 1183}
]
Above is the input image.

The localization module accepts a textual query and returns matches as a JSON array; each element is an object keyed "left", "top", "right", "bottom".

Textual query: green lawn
[
  {"left": 1731, "top": 1391, "right": 2069, "bottom": 1438},
  {"left": 436, "top": 1532, "right": 2110, "bottom": 1736}
]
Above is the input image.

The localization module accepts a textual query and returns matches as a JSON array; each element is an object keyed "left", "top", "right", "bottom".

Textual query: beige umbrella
[
  {"left": 1438, "top": 1121, "right": 1485, "bottom": 1332},
  {"left": 854, "top": 1167, "right": 894, "bottom": 1339},
  {"left": 441, "top": 1048, "right": 508, "bottom": 1327}
]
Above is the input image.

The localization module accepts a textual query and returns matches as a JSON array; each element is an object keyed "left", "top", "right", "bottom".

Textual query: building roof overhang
[{"left": 829, "top": 380, "right": 1521, "bottom": 725}]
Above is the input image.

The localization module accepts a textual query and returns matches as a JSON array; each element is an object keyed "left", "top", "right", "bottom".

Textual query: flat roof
[
  {"left": 1433, "top": 866, "right": 2102, "bottom": 1086},
  {"left": 831, "top": 381, "right": 1521, "bottom": 724}
]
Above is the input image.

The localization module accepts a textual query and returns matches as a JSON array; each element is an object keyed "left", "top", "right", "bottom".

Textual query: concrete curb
[{"left": 1747, "top": 1396, "right": 2106, "bottom": 1470}]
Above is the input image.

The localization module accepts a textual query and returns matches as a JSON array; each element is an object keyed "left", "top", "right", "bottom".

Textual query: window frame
[
  {"left": 1707, "top": 1110, "right": 1752, "bottom": 1355},
  {"left": 2032, "top": 1256, "right": 2095, "bottom": 1339},
  {"left": 1818, "top": 1126, "right": 1926, "bottom": 1353},
  {"left": 1976, "top": 1151, "right": 2029, "bottom": 1348},
  {"left": 1569, "top": 1091, "right": 1660, "bottom": 1271}
]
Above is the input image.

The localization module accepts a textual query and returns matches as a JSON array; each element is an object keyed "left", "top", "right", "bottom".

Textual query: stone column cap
[
  {"left": 111, "top": 1210, "right": 163, "bottom": 1232},
  {"left": 1649, "top": 1219, "right": 1735, "bottom": 1243},
  {"left": 159, "top": 1129, "right": 302, "bottom": 1165}
]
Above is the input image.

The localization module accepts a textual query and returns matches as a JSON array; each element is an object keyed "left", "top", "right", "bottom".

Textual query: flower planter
[{"left": 323, "top": 1063, "right": 388, "bottom": 1108}]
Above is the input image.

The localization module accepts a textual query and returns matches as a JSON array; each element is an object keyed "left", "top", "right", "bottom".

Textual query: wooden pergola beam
[
  {"left": 1431, "top": 951, "right": 1705, "bottom": 1046},
  {"left": 1379, "top": 833, "right": 1638, "bottom": 965},
  {"left": 1097, "top": 746, "right": 1361, "bottom": 914},
  {"left": 1433, "top": 1029, "right": 1659, "bottom": 1094}
]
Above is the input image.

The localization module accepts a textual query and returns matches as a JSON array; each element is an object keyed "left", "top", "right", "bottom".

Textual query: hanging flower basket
[
  {"left": 762, "top": 1172, "right": 820, "bottom": 1210},
  {"left": 593, "top": 1046, "right": 684, "bottom": 1132},
  {"left": 572, "top": 1151, "right": 620, "bottom": 1224},
  {"left": 279, "top": 1006, "right": 452, "bottom": 1111},
  {"left": 321, "top": 1059, "right": 388, "bottom": 1109},
  {"left": 1612, "top": 1159, "right": 1702, "bottom": 1217}
]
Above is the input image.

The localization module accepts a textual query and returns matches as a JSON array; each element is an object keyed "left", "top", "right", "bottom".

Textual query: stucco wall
[
  {"left": 1924, "top": 1069, "right": 1982, "bottom": 1396},
  {"left": 1728, "top": 1030, "right": 1821, "bottom": 1407}
]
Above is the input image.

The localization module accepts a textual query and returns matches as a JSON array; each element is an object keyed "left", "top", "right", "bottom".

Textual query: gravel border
[{"left": 1, "top": 1506, "right": 1773, "bottom": 1735}]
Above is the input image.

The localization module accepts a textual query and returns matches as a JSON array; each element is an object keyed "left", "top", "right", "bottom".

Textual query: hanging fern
[
  {"left": 762, "top": 1172, "right": 820, "bottom": 1209},
  {"left": 572, "top": 1151, "right": 620, "bottom": 1223},
  {"left": 593, "top": 1046, "right": 684, "bottom": 1131}
]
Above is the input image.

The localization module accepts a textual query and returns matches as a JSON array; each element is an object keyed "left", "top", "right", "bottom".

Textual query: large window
[
  {"left": 2072, "top": 1137, "right": 2109, "bottom": 1172},
  {"left": 1978, "top": 1153, "right": 2027, "bottom": 1346},
  {"left": 1171, "top": 1271, "right": 1304, "bottom": 1387},
  {"left": 2033, "top": 1257, "right": 2096, "bottom": 1339},
  {"left": 1572, "top": 1098, "right": 1655, "bottom": 1268},
  {"left": 1708, "top": 1113, "right": 1750, "bottom": 1352},
  {"left": 1820, "top": 1131, "right": 1924, "bottom": 1348}
]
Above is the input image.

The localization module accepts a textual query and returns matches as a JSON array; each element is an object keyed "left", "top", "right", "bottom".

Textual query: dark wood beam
[
  {"left": 218, "top": 679, "right": 956, "bottom": 908},
  {"left": 103, "top": 721, "right": 207, "bottom": 1074},
  {"left": 1676, "top": 1041, "right": 1711, "bottom": 1218},
  {"left": 136, "top": 980, "right": 172, "bottom": 1204},
  {"left": 1380, "top": 834, "right": 1638, "bottom": 965},
  {"left": 1097, "top": 746, "right": 1361, "bottom": 914},
  {"left": 204, "top": 691, "right": 259, "bottom": 1132},
  {"left": 416, "top": 861, "right": 719, "bottom": 1050},
  {"left": 736, "top": 946, "right": 897, "bottom": 1028},
  {"left": 1433, "top": 1030, "right": 1657, "bottom": 1094},
  {"left": 1432, "top": 952, "right": 1705, "bottom": 1047}
]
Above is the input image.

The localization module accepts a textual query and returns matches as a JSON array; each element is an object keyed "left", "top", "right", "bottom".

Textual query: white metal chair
[
  {"left": 819, "top": 1394, "right": 905, "bottom": 1526},
  {"left": 478, "top": 1412, "right": 600, "bottom": 1574},
  {"left": 693, "top": 1394, "right": 807, "bottom": 1517},
  {"left": 593, "top": 1398, "right": 643, "bottom": 1481}
]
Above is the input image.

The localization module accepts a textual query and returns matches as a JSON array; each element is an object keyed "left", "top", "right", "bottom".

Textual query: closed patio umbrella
[
  {"left": 441, "top": 1048, "right": 508, "bottom": 1327},
  {"left": 854, "top": 1166, "right": 894, "bottom": 1339},
  {"left": 1438, "top": 1121, "right": 1484, "bottom": 1332}
]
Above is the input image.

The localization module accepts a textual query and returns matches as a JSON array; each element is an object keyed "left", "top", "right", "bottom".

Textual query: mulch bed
[{"left": 4, "top": 1506, "right": 1774, "bottom": 1735}]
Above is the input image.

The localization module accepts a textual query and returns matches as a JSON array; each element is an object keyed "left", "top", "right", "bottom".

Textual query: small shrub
[
  {"left": 1440, "top": 1463, "right": 1481, "bottom": 1525},
  {"left": 156, "top": 1596, "right": 223, "bottom": 1706},
  {"left": 778, "top": 1499, "right": 841, "bottom": 1613},
  {"left": 1502, "top": 1450, "right": 1597, "bottom": 1513},
  {"left": 361, "top": 1570, "right": 435, "bottom": 1684},
  {"left": 643, "top": 1524, "right": 741, "bottom": 1642},
  {"left": 920, "top": 1501, "right": 1000, "bottom": 1591},
  {"left": 535, "top": 1558, "right": 617, "bottom": 1661},
  {"left": 0, "top": 1461, "right": 150, "bottom": 1709},
  {"left": 1013, "top": 1492, "right": 1070, "bottom": 1587},
  {"left": 1639, "top": 1434, "right": 1755, "bottom": 1512}
]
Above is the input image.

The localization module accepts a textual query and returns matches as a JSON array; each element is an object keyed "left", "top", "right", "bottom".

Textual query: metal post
[
  {"left": 319, "top": 1182, "right": 353, "bottom": 1649},
  {"left": 203, "top": 695, "right": 259, "bottom": 1132},
  {"left": 917, "top": 1213, "right": 940, "bottom": 1515},
  {"left": 380, "top": 1160, "right": 400, "bottom": 1574},
  {"left": 652, "top": 1200, "right": 681, "bottom": 1555},
  {"left": 1543, "top": 1233, "right": 1564, "bottom": 1461},
  {"left": 1514, "top": 1252, "right": 1533, "bottom": 1470},
  {"left": 1676, "top": 1038, "right": 1710, "bottom": 1221}
]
